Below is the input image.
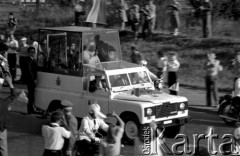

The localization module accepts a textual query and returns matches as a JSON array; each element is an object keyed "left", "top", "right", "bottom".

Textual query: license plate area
[{"left": 163, "top": 120, "right": 172, "bottom": 125}]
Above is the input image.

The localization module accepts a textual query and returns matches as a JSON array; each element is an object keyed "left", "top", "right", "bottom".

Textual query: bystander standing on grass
[
  {"left": 156, "top": 50, "right": 168, "bottom": 81},
  {"left": 200, "top": 0, "right": 213, "bottom": 38},
  {"left": 168, "top": 0, "right": 181, "bottom": 36},
  {"left": 204, "top": 52, "right": 223, "bottom": 107},
  {"left": 167, "top": 51, "right": 180, "bottom": 95},
  {"left": 130, "top": 45, "right": 144, "bottom": 65},
  {"left": 7, "top": 12, "right": 17, "bottom": 35}
]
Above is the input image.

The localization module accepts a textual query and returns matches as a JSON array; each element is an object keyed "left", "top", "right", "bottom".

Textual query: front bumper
[{"left": 155, "top": 117, "right": 189, "bottom": 127}]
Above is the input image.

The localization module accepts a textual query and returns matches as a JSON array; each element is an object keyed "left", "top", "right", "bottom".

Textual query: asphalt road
[{"left": 1, "top": 84, "right": 236, "bottom": 156}]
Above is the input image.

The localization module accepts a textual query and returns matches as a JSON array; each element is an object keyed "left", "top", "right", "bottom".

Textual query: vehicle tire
[
  {"left": 219, "top": 104, "right": 237, "bottom": 125},
  {"left": 121, "top": 114, "right": 140, "bottom": 145},
  {"left": 164, "top": 125, "right": 182, "bottom": 138}
]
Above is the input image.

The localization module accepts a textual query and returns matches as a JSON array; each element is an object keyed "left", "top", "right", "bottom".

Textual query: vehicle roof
[{"left": 39, "top": 26, "right": 117, "bottom": 33}]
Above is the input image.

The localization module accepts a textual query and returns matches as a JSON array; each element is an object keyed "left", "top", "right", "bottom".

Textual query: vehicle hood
[{"left": 113, "top": 92, "right": 187, "bottom": 104}]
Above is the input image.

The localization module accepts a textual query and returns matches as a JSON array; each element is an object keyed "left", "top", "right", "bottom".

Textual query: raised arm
[{"left": 112, "top": 111, "right": 125, "bottom": 129}]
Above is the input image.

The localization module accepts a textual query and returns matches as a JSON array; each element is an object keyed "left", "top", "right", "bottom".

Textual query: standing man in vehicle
[
  {"left": 83, "top": 42, "right": 101, "bottom": 65},
  {"left": 76, "top": 103, "right": 109, "bottom": 156},
  {"left": 25, "top": 47, "right": 37, "bottom": 114}
]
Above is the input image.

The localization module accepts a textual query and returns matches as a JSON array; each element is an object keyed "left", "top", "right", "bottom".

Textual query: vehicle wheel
[
  {"left": 220, "top": 104, "right": 237, "bottom": 125},
  {"left": 164, "top": 125, "right": 182, "bottom": 138},
  {"left": 122, "top": 115, "right": 140, "bottom": 145}
]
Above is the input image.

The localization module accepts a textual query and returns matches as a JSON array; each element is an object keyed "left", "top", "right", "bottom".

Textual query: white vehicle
[{"left": 35, "top": 26, "right": 189, "bottom": 143}]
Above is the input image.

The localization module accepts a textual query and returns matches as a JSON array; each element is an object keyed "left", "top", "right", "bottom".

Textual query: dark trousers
[
  {"left": 168, "top": 71, "right": 178, "bottom": 95},
  {"left": 202, "top": 13, "right": 212, "bottom": 38},
  {"left": 43, "top": 149, "right": 62, "bottom": 156},
  {"left": 142, "top": 20, "right": 152, "bottom": 39},
  {"left": 19, "top": 56, "right": 28, "bottom": 83},
  {"left": 205, "top": 76, "right": 219, "bottom": 106},
  {"left": 0, "top": 129, "right": 8, "bottom": 156},
  {"left": 7, "top": 53, "right": 16, "bottom": 80},
  {"left": 27, "top": 81, "right": 35, "bottom": 114},
  {"left": 75, "top": 140, "right": 99, "bottom": 156},
  {"left": 75, "top": 12, "right": 85, "bottom": 26}
]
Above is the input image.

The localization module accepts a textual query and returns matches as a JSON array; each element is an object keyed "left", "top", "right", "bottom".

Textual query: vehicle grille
[{"left": 156, "top": 102, "right": 178, "bottom": 118}]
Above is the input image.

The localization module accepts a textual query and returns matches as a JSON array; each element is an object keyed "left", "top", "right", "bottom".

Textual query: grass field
[{"left": 120, "top": 31, "right": 240, "bottom": 92}]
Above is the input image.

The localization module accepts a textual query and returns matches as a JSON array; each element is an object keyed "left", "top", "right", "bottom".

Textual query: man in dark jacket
[{"left": 25, "top": 47, "right": 37, "bottom": 114}]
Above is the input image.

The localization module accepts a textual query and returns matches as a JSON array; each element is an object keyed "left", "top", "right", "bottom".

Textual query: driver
[{"left": 76, "top": 103, "right": 109, "bottom": 156}]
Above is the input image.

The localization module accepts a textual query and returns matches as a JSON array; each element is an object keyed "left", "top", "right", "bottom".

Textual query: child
[{"left": 167, "top": 51, "right": 180, "bottom": 95}]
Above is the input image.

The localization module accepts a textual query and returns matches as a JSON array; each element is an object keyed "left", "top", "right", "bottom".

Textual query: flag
[
  {"left": 86, "top": 0, "right": 107, "bottom": 25},
  {"left": 169, "top": 82, "right": 179, "bottom": 91}
]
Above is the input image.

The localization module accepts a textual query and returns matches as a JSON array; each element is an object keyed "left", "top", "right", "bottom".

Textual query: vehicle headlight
[
  {"left": 146, "top": 108, "right": 153, "bottom": 116},
  {"left": 180, "top": 103, "right": 185, "bottom": 110}
]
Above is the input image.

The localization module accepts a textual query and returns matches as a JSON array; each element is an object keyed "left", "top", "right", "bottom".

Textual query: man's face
[
  {"left": 29, "top": 49, "right": 35, "bottom": 57},
  {"left": 237, "top": 54, "right": 240, "bottom": 61},
  {"left": 71, "top": 44, "right": 76, "bottom": 50},
  {"left": 0, "top": 34, "right": 4, "bottom": 40},
  {"left": 64, "top": 107, "right": 72, "bottom": 117}
]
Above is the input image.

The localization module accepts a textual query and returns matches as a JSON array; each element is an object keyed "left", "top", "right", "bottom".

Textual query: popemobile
[{"left": 34, "top": 26, "right": 189, "bottom": 143}]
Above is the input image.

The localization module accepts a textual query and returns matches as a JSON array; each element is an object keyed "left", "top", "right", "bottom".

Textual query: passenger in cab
[{"left": 83, "top": 42, "right": 100, "bottom": 65}]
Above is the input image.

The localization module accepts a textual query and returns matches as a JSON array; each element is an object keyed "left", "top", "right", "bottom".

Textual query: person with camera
[
  {"left": 42, "top": 111, "right": 71, "bottom": 156},
  {"left": 76, "top": 103, "right": 109, "bottom": 156}
]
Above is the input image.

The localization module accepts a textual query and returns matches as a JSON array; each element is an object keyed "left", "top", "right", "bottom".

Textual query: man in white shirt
[
  {"left": 42, "top": 111, "right": 71, "bottom": 156},
  {"left": 76, "top": 103, "right": 108, "bottom": 156}
]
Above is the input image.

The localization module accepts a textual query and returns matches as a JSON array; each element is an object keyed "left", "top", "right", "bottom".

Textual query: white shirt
[
  {"left": 78, "top": 114, "right": 109, "bottom": 142},
  {"left": 7, "top": 39, "right": 19, "bottom": 54},
  {"left": 42, "top": 123, "right": 71, "bottom": 150},
  {"left": 32, "top": 41, "right": 42, "bottom": 60},
  {"left": 235, "top": 78, "right": 240, "bottom": 97},
  {"left": 167, "top": 60, "right": 180, "bottom": 72}
]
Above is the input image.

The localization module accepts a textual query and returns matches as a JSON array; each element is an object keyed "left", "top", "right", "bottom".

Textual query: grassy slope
[{"left": 120, "top": 31, "right": 240, "bottom": 92}]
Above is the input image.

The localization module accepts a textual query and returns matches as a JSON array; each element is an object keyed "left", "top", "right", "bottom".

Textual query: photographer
[
  {"left": 76, "top": 103, "right": 109, "bottom": 156},
  {"left": 42, "top": 111, "right": 71, "bottom": 156}
]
